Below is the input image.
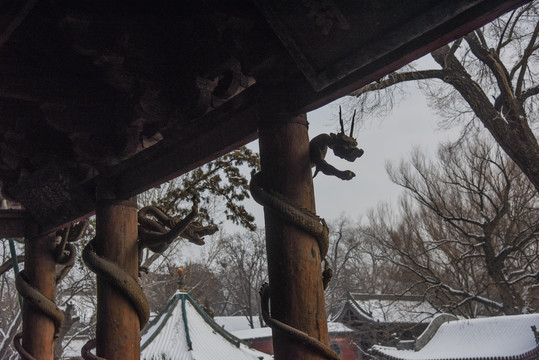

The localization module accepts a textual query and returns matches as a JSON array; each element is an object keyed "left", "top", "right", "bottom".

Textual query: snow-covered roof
[
  {"left": 215, "top": 316, "right": 354, "bottom": 341},
  {"left": 371, "top": 313, "right": 539, "bottom": 360},
  {"left": 327, "top": 321, "right": 355, "bottom": 333},
  {"left": 214, "top": 316, "right": 263, "bottom": 332},
  {"left": 62, "top": 338, "right": 88, "bottom": 359},
  {"left": 334, "top": 293, "right": 437, "bottom": 324},
  {"left": 232, "top": 327, "right": 273, "bottom": 340},
  {"left": 141, "top": 291, "right": 271, "bottom": 360},
  {"left": 231, "top": 322, "right": 354, "bottom": 340}
]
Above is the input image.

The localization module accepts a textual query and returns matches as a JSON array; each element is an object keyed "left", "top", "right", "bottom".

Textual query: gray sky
[{"left": 242, "top": 84, "right": 459, "bottom": 229}]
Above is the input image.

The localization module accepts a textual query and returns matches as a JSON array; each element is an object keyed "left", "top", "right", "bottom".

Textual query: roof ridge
[
  {"left": 141, "top": 292, "right": 181, "bottom": 350},
  {"left": 183, "top": 292, "right": 243, "bottom": 348}
]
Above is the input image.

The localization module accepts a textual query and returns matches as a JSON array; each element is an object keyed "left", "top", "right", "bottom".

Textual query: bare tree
[
  {"left": 365, "top": 135, "right": 539, "bottom": 316},
  {"left": 350, "top": 2, "right": 539, "bottom": 193},
  {"left": 216, "top": 230, "right": 267, "bottom": 328},
  {"left": 325, "top": 217, "right": 417, "bottom": 317},
  {"left": 325, "top": 218, "right": 362, "bottom": 314}
]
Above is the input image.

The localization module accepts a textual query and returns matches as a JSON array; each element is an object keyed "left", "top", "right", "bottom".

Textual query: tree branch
[
  {"left": 496, "top": 9, "right": 516, "bottom": 53},
  {"left": 498, "top": 3, "right": 534, "bottom": 50},
  {"left": 465, "top": 33, "right": 515, "bottom": 110},
  {"left": 520, "top": 84, "right": 539, "bottom": 102},
  {"left": 515, "top": 19, "right": 539, "bottom": 97},
  {"left": 350, "top": 70, "right": 447, "bottom": 97},
  {"left": 436, "top": 283, "right": 505, "bottom": 312},
  {"left": 509, "top": 43, "right": 539, "bottom": 81},
  {"left": 0, "top": 255, "right": 24, "bottom": 276}
]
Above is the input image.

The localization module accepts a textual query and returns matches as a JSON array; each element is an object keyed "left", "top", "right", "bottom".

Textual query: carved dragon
[
  {"left": 137, "top": 200, "right": 218, "bottom": 254},
  {"left": 310, "top": 106, "right": 364, "bottom": 180}
]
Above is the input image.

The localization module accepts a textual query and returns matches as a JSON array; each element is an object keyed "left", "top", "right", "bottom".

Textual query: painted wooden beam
[{"left": 276, "top": 0, "right": 531, "bottom": 113}]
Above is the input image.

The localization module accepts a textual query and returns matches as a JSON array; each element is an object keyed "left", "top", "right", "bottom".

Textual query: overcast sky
[{"left": 241, "top": 83, "right": 460, "bottom": 229}]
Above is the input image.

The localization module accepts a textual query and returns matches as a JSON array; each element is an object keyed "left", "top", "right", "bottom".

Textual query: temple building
[{"left": 371, "top": 313, "right": 539, "bottom": 360}]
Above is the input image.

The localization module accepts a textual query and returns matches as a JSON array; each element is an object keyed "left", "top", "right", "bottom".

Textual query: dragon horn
[
  {"left": 339, "top": 106, "right": 344, "bottom": 134},
  {"left": 350, "top": 109, "right": 356, "bottom": 137}
]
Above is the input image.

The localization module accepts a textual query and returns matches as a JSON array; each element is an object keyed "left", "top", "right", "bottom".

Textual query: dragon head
[
  {"left": 181, "top": 221, "right": 218, "bottom": 245},
  {"left": 332, "top": 108, "right": 364, "bottom": 162}
]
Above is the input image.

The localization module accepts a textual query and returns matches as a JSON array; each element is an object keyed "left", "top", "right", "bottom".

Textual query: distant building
[
  {"left": 371, "top": 312, "right": 539, "bottom": 360},
  {"left": 332, "top": 293, "right": 438, "bottom": 353},
  {"left": 215, "top": 316, "right": 360, "bottom": 359}
]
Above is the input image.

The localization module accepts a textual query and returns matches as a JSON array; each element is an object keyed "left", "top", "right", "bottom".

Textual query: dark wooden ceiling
[{"left": 0, "top": 0, "right": 529, "bottom": 235}]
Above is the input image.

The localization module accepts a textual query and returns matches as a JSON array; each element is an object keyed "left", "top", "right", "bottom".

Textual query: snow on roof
[
  {"left": 346, "top": 294, "right": 437, "bottom": 324},
  {"left": 214, "top": 316, "right": 263, "bottom": 332},
  {"left": 215, "top": 315, "right": 354, "bottom": 340},
  {"left": 141, "top": 291, "right": 271, "bottom": 360},
  {"left": 62, "top": 338, "right": 89, "bottom": 359},
  {"left": 327, "top": 321, "right": 355, "bottom": 333},
  {"left": 232, "top": 327, "right": 273, "bottom": 340},
  {"left": 371, "top": 313, "right": 539, "bottom": 360}
]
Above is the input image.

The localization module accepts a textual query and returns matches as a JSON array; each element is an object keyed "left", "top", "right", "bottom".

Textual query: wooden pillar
[
  {"left": 258, "top": 112, "right": 330, "bottom": 360},
  {"left": 22, "top": 232, "right": 57, "bottom": 360},
  {"left": 94, "top": 196, "right": 140, "bottom": 360}
]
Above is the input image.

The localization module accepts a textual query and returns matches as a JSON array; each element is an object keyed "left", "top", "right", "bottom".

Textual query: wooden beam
[
  {"left": 36, "top": 92, "right": 257, "bottom": 234},
  {"left": 98, "top": 95, "right": 259, "bottom": 200},
  {"left": 281, "top": 0, "right": 530, "bottom": 114},
  {"left": 0, "top": 209, "right": 32, "bottom": 238}
]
